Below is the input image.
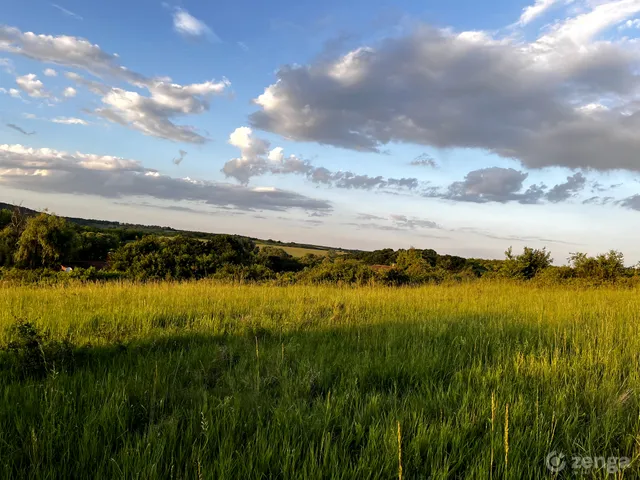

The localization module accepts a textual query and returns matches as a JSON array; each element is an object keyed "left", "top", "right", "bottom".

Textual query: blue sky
[{"left": 3, "top": 0, "right": 640, "bottom": 263}]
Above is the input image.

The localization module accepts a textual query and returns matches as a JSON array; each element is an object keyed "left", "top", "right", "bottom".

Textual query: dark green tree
[
  {"left": 502, "top": 246, "right": 553, "bottom": 280},
  {"left": 14, "top": 213, "right": 78, "bottom": 268},
  {"left": 569, "top": 250, "right": 625, "bottom": 281}
]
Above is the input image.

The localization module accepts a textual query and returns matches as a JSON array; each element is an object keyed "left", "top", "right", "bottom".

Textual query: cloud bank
[{"left": 0, "top": 144, "right": 332, "bottom": 213}]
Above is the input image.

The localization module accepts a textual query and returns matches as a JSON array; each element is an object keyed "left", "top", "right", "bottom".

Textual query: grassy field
[
  {"left": 1, "top": 281, "right": 640, "bottom": 478},
  {"left": 255, "top": 242, "right": 333, "bottom": 257}
]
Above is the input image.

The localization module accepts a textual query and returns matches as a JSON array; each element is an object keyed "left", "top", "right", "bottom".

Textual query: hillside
[{"left": 0, "top": 202, "right": 358, "bottom": 257}]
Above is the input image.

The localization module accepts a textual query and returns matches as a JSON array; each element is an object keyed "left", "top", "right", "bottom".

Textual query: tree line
[{"left": 0, "top": 206, "right": 635, "bottom": 285}]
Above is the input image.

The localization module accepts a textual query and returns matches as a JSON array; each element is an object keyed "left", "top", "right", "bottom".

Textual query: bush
[
  {"left": 110, "top": 235, "right": 257, "bottom": 280},
  {"left": 212, "top": 264, "right": 275, "bottom": 282},
  {"left": 2, "top": 320, "right": 77, "bottom": 379},
  {"left": 501, "top": 247, "right": 552, "bottom": 280},
  {"left": 569, "top": 250, "right": 626, "bottom": 282},
  {"left": 297, "top": 259, "right": 375, "bottom": 285}
]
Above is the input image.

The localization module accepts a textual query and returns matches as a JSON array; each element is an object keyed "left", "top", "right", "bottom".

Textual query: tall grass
[{"left": 1, "top": 281, "right": 639, "bottom": 478}]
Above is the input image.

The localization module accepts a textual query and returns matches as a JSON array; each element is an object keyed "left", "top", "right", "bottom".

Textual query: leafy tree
[
  {"left": 437, "top": 254, "right": 467, "bottom": 273},
  {"left": 395, "top": 249, "right": 442, "bottom": 283},
  {"left": 298, "top": 258, "right": 374, "bottom": 285},
  {"left": 256, "top": 247, "right": 303, "bottom": 273},
  {"left": 502, "top": 246, "right": 552, "bottom": 280},
  {"left": 76, "top": 231, "right": 120, "bottom": 261},
  {"left": 0, "top": 209, "right": 12, "bottom": 230},
  {"left": 568, "top": 250, "right": 625, "bottom": 282},
  {"left": 14, "top": 213, "right": 78, "bottom": 268},
  {"left": 110, "top": 235, "right": 258, "bottom": 280},
  {"left": 0, "top": 207, "right": 30, "bottom": 267},
  {"left": 348, "top": 248, "right": 399, "bottom": 265}
]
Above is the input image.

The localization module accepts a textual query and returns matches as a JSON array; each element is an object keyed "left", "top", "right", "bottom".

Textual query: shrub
[
  {"left": 501, "top": 247, "right": 552, "bottom": 280},
  {"left": 2, "top": 320, "right": 76, "bottom": 379}
]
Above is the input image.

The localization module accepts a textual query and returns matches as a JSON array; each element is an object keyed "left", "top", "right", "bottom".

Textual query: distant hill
[{"left": 0, "top": 202, "right": 360, "bottom": 257}]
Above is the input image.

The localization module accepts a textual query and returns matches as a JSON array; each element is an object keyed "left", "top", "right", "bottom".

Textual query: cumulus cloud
[
  {"left": 93, "top": 79, "right": 229, "bottom": 143},
  {"left": 618, "top": 194, "right": 640, "bottom": 211},
  {"left": 43, "top": 68, "right": 57, "bottom": 77},
  {"left": 0, "top": 25, "right": 144, "bottom": 83},
  {"left": 0, "top": 87, "right": 22, "bottom": 99},
  {"left": 249, "top": 8, "right": 640, "bottom": 172},
  {"left": 546, "top": 172, "right": 587, "bottom": 202},
  {"left": 620, "top": 19, "right": 640, "bottom": 30},
  {"left": 0, "top": 144, "right": 332, "bottom": 213},
  {"left": 221, "top": 127, "right": 420, "bottom": 190},
  {"left": 423, "top": 167, "right": 611, "bottom": 206},
  {"left": 431, "top": 167, "right": 546, "bottom": 204},
  {"left": 0, "top": 25, "right": 230, "bottom": 142},
  {"left": 16, "top": 73, "right": 48, "bottom": 98},
  {"left": 62, "top": 86, "right": 76, "bottom": 98},
  {"left": 536, "top": 0, "right": 640, "bottom": 47},
  {"left": 172, "top": 8, "right": 219, "bottom": 41}
]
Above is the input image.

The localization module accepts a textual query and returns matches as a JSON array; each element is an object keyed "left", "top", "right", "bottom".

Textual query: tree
[
  {"left": 0, "top": 206, "right": 30, "bottom": 267},
  {"left": 14, "top": 213, "right": 78, "bottom": 268},
  {"left": 109, "top": 235, "right": 259, "bottom": 280},
  {"left": 502, "top": 246, "right": 552, "bottom": 280},
  {"left": 256, "top": 247, "right": 303, "bottom": 273},
  {"left": 395, "top": 248, "right": 441, "bottom": 283},
  {"left": 0, "top": 209, "right": 12, "bottom": 230},
  {"left": 77, "top": 231, "right": 120, "bottom": 261},
  {"left": 568, "top": 250, "right": 625, "bottom": 281}
]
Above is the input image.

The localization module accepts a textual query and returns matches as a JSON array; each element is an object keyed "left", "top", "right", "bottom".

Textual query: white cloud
[
  {"left": 0, "top": 57, "right": 14, "bottom": 73},
  {"left": 52, "top": 117, "right": 87, "bottom": 125},
  {"left": 619, "top": 18, "right": 640, "bottom": 29},
  {"left": 0, "top": 87, "right": 21, "bottom": 99},
  {"left": 250, "top": 6, "right": 640, "bottom": 172},
  {"left": 43, "top": 68, "right": 57, "bottom": 77},
  {"left": 222, "top": 127, "right": 420, "bottom": 190},
  {"left": 536, "top": 0, "right": 640, "bottom": 47},
  {"left": 0, "top": 144, "right": 331, "bottom": 213},
  {"left": 172, "top": 8, "right": 219, "bottom": 41},
  {"left": 519, "top": 0, "right": 564, "bottom": 26},
  {"left": 0, "top": 25, "right": 232, "bottom": 142},
  {"left": 20, "top": 113, "right": 89, "bottom": 125},
  {"left": 0, "top": 25, "right": 145, "bottom": 84},
  {"left": 51, "top": 3, "right": 83, "bottom": 21},
  {"left": 62, "top": 86, "right": 76, "bottom": 97},
  {"left": 16, "top": 73, "right": 48, "bottom": 98},
  {"left": 94, "top": 78, "right": 230, "bottom": 143}
]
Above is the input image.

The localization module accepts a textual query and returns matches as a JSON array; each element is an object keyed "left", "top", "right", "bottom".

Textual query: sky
[{"left": 2, "top": 0, "right": 640, "bottom": 263}]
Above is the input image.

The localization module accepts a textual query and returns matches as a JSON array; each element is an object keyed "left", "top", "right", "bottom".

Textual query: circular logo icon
[{"left": 545, "top": 451, "right": 566, "bottom": 473}]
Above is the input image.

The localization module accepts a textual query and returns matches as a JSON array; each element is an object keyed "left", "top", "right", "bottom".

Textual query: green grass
[
  {"left": 256, "top": 242, "right": 333, "bottom": 257},
  {"left": 1, "top": 281, "right": 640, "bottom": 478}
]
